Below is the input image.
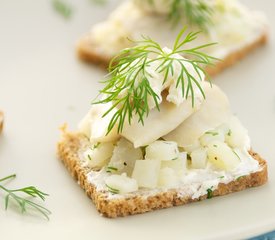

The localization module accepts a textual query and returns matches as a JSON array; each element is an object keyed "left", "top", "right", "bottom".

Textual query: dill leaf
[
  {"left": 94, "top": 28, "right": 218, "bottom": 134},
  {"left": 52, "top": 0, "right": 73, "bottom": 19},
  {"left": 168, "top": 0, "right": 213, "bottom": 30},
  {"left": 0, "top": 174, "right": 51, "bottom": 220}
]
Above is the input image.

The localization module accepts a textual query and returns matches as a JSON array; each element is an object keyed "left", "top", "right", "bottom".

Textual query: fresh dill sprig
[
  {"left": 94, "top": 28, "right": 218, "bottom": 134},
  {"left": 105, "top": 184, "right": 119, "bottom": 194},
  {"left": 52, "top": 0, "right": 73, "bottom": 19},
  {"left": 168, "top": 0, "right": 213, "bottom": 30},
  {"left": 145, "top": 0, "right": 213, "bottom": 29},
  {"left": 205, "top": 131, "right": 219, "bottom": 136},
  {"left": 106, "top": 166, "right": 118, "bottom": 173},
  {"left": 0, "top": 174, "right": 51, "bottom": 220},
  {"left": 206, "top": 187, "right": 213, "bottom": 199}
]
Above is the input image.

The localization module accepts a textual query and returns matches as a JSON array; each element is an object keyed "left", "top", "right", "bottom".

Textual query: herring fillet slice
[
  {"left": 164, "top": 84, "right": 231, "bottom": 147},
  {"left": 121, "top": 95, "right": 204, "bottom": 148}
]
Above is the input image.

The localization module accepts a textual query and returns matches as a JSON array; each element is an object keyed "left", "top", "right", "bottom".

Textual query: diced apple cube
[
  {"left": 207, "top": 141, "right": 240, "bottom": 170},
  {"left": 83, "top": 142, "right": 115, "bottom": 169},
  {"left": 161, "top": 152, "right": 187, "bottom": 174},
  {"left": 158, "top": 167, "right": 179, "bottom": 188},
  {"left": 225, "top": 116, "right": 250, "bottom": 149},
  {"left": 200, "top": 129, "right": 225, "bottom": 147},
  {"left": 108, "top": 138, "right": 143, "bottom": 175},
  {"left": 183, "top": 139, "right": 201, "bottom": 153},
  {"left": 145, "top": 141, "right": 179, "bottom": 161},
  {"left": 105, "top": 173, "right": 138, "bottom": 194},
  {"left": 132, "top": 160, "right": 161, "bottom": 188},
  {"left": 216, "top": 123, "right": 230, "bottom": 135},
  {"left": 191, "top": 148, "right": 208, "bottom": 169}
]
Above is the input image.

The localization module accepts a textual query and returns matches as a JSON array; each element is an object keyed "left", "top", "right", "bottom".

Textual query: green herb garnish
[
  {"left": 227, "top": 129, "right": 232, "bottom": 137},
  {"left": 146, "top": 0, "right": 213, "bottom": 30},
  {"left": 94, "top": 28, "right": 217, "bottom": 134},
  {"left": 169, "top": 0, "right": 213, "bottom": 30},
  {"left": 205, "top": 131, "right": 219, "bottom": 136},
  {"left": 206, "top": 187, "right": 213, "bottom": 199},
  {"left": 236, "top": 175, "right": 246, "bottom": 181},
  {"left": 0, "top": 174, "right": 51, "bottom": 220},
  {"left": 52, "top": 0, "right": 73, "bottom": 19},
  {"left": 106, "top": 166, "right": 118, "bottom": 173},
  {"left": 232, "top": 150, "right": 241, "bottom": 160},
  {"left": 91, "top": 142, "right": 101, "bottom": 150},
  {"left": 106, "top": 184, "right": 119, "bottom": 194}
]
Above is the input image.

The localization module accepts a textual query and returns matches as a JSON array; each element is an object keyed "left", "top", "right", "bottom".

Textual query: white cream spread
[{"left": 89, "top": 0, "right": 268, "bottom": 58}]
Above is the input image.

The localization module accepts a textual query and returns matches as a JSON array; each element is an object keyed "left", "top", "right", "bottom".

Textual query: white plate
[{"left": 0, "top": 0, "right": 274, "bottom": 239}]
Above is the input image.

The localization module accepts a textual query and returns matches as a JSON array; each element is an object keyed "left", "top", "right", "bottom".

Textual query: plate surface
[{"left": 0, "top": 1, "right": 274, "bottom": 239}]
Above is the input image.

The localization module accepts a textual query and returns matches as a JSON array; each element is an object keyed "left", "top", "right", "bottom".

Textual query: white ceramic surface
[{"left": 0, "top": 0, "right": 274, "bottom": 239}]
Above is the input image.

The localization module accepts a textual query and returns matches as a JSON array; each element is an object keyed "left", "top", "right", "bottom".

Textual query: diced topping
[
  {"left": 182, "top": 140, "right": 201, "bottom": 153},
  {"left": 200, "top": 129, "right": 225, "bottom": 146},
  {"left": 107, "top": 138, "right": 143, "bottom": 176},
  {"left": 158, "top": 167, "right": 179, "bottom": 188},
  {"left": 105, "top": 173, "right": 138, "bottom": 194},
  {"left": 145, "top": 140, "right": 179, "bottom": 161},
  {"left": 132, "top": 160, "right": 161, "bottom": 188},
  {"left": 161, "top": 152, "right": 187, "bottom": 175},
  {"left": 83, "top": 142, "right": 115, "bottom": 169},
  {"left": 225, "top": 116, "right": 250, "bottom": 150},
  {"left": 207, "top": 141, "right": 240, "bottom": 170},
  {"left": 190, "top": 148, "right": 208, "bottom": 169}
]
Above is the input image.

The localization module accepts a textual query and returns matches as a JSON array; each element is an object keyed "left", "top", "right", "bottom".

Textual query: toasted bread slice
[
  {"left": 57, "top": 129, "right": 268, "bottom": 218},
  {"left": 77, "top": 31, "right": 268, "bottom": 76},
  {"left": 0, "top": 111, "right": 3, "bottom": 133},
  {"left": 76, "top": 0, "right": 268, "bottom": 77}
]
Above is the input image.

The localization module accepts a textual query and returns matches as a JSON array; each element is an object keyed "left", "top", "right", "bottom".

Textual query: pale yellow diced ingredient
[
  {"left": 132, "top": 160, "right": 161, "bottom": 188},
  {"left": 161, "top": 152, "right": 187, "bottom": 174},
  {"left": 83, "top": 142, "right": 115, "bottom": 169},
  {"left": 191, "top": 148, "right": 208, "bottom": 169},
  {"left": 105, "top": 173, "right": 138, "bottom": 194},
  {"left": 108, "top": 138, "right": 143, "bottom": 175},
  {"left": 145, "top": 140, "right": 179, "bottom": 161},
  {"left": 225, "top": 116, "right": 250, "bottom": 149},
  {"left": 200, "top": 129, "right": 225, "bottom": 147},
  {"left": 183, "top": 140, "right": 201, "bottom": 153},
  {"left": 158, "top": 167, "right": 179, "bottom": 188},
  {"left": 207, "top": 141, "right": 240, "bottom": 170}
]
